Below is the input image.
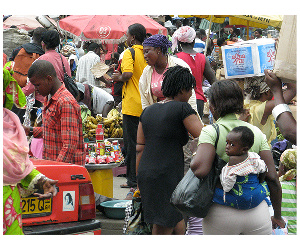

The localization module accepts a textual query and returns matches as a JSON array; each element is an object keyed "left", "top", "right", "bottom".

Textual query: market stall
[{"left": 83, "top": 109, "right": 124, "bottom": 198}]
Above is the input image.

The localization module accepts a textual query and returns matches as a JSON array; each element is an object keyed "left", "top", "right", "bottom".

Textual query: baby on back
[{"left": 220, "top": 126, "right": 267, "bottom": 203}]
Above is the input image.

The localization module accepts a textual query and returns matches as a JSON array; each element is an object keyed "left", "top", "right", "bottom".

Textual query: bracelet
[{"left": 272, "top": 104, "right": 292, "bottom": 121}]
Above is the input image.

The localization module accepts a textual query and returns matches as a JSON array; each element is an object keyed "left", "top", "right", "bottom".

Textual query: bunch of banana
[
  {"left": 103, "top": 109, "right": 123, "bottom": 138},
  {"left": 83, "top": 114, "right": 99, "bottom": 139},
  {"left": 83, "top": 109, "right": 123, "bottom": 139}
]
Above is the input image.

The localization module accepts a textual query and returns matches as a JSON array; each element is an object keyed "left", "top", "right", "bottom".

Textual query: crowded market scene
[{"left": 2, "top": 13, "right": 297, "bottom": 240}]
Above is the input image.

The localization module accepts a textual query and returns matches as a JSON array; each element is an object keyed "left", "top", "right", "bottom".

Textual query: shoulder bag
[
  {"left": 59, "top": 53, "right": 79, "bottom": 99},
  {"left": 170, "top": 123, "right": 226, "bottom": 218}
]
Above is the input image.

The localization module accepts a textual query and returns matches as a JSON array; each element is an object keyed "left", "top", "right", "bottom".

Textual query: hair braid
[{"left": 162, "top": 66, "right": 196, "bottom": 98}]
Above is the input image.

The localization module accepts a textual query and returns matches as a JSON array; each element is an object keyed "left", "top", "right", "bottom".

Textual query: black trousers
[
  {"left": 196, "top": 99, "right": 204, "bottom": 119},
  {"left": 122, "top": 114, "right": 139, "bottom": 187}
]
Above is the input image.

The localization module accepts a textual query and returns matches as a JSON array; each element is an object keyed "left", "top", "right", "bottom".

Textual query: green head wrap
[{"left": 279, "top": 148, "right": 297, "bottom": 181}]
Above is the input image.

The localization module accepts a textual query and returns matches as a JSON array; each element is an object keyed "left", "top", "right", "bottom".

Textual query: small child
[{"left": 219, "top": 126, "right": 268, "bottom": 208}]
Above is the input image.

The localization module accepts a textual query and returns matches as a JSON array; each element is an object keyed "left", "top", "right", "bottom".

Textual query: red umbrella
[{"left": 58, "top": 15, "right": 167, "bottom": 44}]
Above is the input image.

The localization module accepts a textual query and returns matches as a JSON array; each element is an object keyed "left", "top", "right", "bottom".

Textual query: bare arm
[
  {"left": 264, "top": 69, "right": 297, "bottom": 144},
  {"left": 203, "top": 57, "right": 217, "bottom": 85},
  {"left": 183, "top": 114, "right": 203, "bottom": 138},
  {"left": 136, "top": 122, "right": 145, "bottom": 175},
  {"left": 190, "top": 143, "right": 216, "bottom": 178},
  {"left": 259, "top": 150, "right": 285, "bottom": 228}
]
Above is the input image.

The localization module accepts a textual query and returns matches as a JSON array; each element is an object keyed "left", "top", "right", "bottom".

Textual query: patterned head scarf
[
  {"left": 244, "top": 76, "right": 270, "bottom": 100},
  {"left": 279, "top": 148, "right": 297, "bottom": 181},
  {"left": 60, "top": 44, "right": 76, "bottom": 57},
  {"left": 3, "top": 61, "right": 26, "bottom": 110},
  {"left": 143, "top": 34, "right": 172, "bottom": 54},
  {"left": 171, "top": 26, "right": 196, "bottom": 52}
]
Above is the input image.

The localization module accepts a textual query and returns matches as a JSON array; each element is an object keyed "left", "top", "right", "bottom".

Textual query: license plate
[{"left": 22, "top": 197, "right": 52, "bottom": 216}]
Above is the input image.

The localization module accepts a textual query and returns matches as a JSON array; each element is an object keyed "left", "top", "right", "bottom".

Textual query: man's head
[
  {"left": 198, "top": 29, "right": 207, "bottom": 41},
  {"left": 254, "top": 29, "right": 262, "bottom": 38},
  {"left": 32, "top": 27, "right": 47, "bottom": 45},
  {"left": 225, "top": 126, "right": 254, "bottom": 156},
  {"left": 88, "top": 42, "right": 103, "bottom": 56},
  {"left": 28, "top": 60, "right": 58, "bottom": 97}
]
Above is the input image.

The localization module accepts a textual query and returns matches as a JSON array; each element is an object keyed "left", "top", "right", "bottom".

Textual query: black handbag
[
  {"left": 59, "top": 53, "right": 79, "bottom": 99},
  {"left": 170, "top": 123, "right": 226, "bottom": 218}
]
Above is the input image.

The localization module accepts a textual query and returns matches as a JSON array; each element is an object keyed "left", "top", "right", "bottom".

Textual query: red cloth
[
  {"left": 176, "top": 52, "right": 207, "bottom": 102},
  {"left": 33, "top": 84, "right": 85, "bottom": 166}
]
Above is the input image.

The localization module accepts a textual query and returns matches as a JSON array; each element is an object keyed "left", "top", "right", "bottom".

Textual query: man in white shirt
[
  {"left": 76, "top": 43, "right": 109, "bottom": 87},
  {"left": 76, "top": 82, "right": 114, "bottom": 117}
]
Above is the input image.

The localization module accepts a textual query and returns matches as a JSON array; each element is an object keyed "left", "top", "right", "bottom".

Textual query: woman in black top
[{"left": 136, "top": 66, "right": 203, "bottom": 235}]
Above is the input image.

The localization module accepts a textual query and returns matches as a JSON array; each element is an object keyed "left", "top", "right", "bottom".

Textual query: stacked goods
[
  {"left": 273, "top": 15, "right": 297, "bottom": 84},
  {"left": 83, "top": 109, "right": 123, "bottom": 139},
  {"left": 85, "top": 139, "right": 124, "bottom": 165},
  {"left": 221, "top": 38, "right": 276, "bottom": 79}
]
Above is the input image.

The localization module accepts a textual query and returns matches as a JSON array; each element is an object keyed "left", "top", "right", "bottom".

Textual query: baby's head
[{"left": 225, "top": 126, "right": 254, "bottom": 156}]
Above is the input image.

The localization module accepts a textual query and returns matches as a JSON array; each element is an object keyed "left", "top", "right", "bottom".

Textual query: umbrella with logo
[{"left": 58, "top": 15, "right": 167, "bottom": 44}]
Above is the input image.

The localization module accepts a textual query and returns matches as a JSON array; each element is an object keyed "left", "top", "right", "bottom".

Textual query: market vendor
[{"left": 76, "top": 82, "right": 114, "bottom": 117}]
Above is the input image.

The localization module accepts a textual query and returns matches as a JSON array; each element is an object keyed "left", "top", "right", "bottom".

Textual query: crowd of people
[{"left": 3, "top": 17, "right": 297, "bottom": 236}]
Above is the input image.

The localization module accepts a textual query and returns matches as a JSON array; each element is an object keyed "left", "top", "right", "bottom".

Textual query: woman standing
[
  {"left": 136, "top": 66, "right": 203, "bottom": 235},
  {"left": 190, "top": 79, "right": 285, "bottom": 235},
  {"left": 112, "top": 23, "right": 148, "bottom": 188},
  {"left": 139, "top": 34, "right": 198, "bottom": 113},
  {"left": 172, "top": 26, "right": 216, "bottom": 118}
]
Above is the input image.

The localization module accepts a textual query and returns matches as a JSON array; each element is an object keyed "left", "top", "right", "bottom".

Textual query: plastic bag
[
  {"left": 170, "top": 123, "right": 226, "bottom": 218},
  {"left": 170, "top": 155, "right": 226, "bottom": 218}
]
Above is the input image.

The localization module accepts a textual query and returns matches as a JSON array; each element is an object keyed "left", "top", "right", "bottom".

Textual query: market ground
[{"left": 95, "top": 175, "right": 129, "bottom": 235}]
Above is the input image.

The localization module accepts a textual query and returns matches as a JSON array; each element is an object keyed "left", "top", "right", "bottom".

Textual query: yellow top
[
  {"left": 248, "top": 100, "right": 277, "bottom": 146},
  {"left": 121, "top": 45, "right": 147, "bottom": 117}
]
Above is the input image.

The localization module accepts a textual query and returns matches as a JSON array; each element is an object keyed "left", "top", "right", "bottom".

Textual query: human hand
[
  {"left": 238, "top": 109, "right": 250, "bottom": 122},
  {"left": 34, "top": 178, "right": 58, "bottom": 199},
  {"left": 111, "top": 70, "right": 122, "bottom": 82},
  {"left": 264, "top": 69, "right": 282, "bottom": 93},
  {"left": 271, "top": 216, "right": 286, "bottom": 229}
]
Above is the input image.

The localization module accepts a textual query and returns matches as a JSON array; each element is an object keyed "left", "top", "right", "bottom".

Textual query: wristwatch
[{"left": 272, "top": 104, "right": 292, "bottom": 121}]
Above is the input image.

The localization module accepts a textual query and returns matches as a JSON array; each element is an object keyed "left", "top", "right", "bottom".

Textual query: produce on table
[{"left": 83, "top": 109, "right": 123, "bottom": 139}]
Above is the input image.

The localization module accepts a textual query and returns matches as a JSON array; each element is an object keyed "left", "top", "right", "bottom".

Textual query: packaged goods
[
  {"left": 222, "top": 38, "right": 275, "bottom": 79},
  {"left": 273, "top": 15, "right": 297, "bottom": 84},
  {"left": 89, "top": 152, "right": 97, "bottom": 164}
]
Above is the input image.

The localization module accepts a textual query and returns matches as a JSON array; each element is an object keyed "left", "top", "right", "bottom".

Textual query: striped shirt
[
  {"left": 33, "top": 83, "right": 85, "bottom": 166},
  {"left": 281, "top": 179, "right": 297, "bottom": 235}
]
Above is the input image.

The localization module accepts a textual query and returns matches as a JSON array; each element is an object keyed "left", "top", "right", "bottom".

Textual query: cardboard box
[
  {"left": 273, "top": 15, "right": 297, "bottom": 84},
  {"left": 222, "top": 38, "right": 275, "bottom": 79}
]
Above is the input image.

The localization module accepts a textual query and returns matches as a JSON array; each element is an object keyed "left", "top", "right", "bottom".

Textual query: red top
[
  {"left": 176, "top": 52, "right": 207, "bottom": 102},
  {"left": 33, "top": 84, "right": 85, "bottom": 166}
]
